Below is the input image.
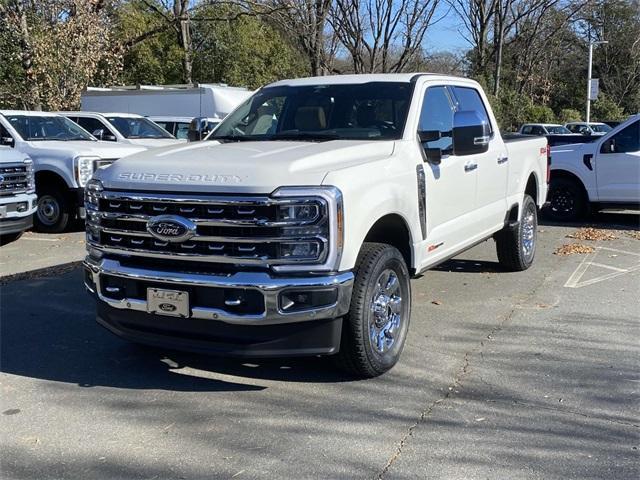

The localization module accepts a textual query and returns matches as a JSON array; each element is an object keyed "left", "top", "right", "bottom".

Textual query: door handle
[
  {"left": 497, "top": 155, "right": 509, "bottom": 164},
  {"left": 464, "top": 163, "right": 478, "bottom": 172}
]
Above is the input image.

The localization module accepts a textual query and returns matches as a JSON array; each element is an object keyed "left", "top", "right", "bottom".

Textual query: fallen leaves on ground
[
  {"left": 566, "top": 227, "right": 618, "bottom": 241},
  {"left": 554, "top": 244, "right": 596, "bottom": 255},
  {"left": 626, "top": 231, "right": 640, "bottom": 240},
  {"left": 431, "top": 300, "right": 443, "bottom": 305}
]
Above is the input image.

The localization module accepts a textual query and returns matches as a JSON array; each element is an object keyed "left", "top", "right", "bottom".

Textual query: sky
[{"left": 426, "top": 4, "right": 470, "bottom": 53}]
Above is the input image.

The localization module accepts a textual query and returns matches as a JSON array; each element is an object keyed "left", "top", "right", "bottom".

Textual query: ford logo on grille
[{"left": 146, "top": 215, "right": 196, "bottom": 243}]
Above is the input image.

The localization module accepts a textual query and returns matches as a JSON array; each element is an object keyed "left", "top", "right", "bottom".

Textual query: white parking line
[
  {"left": 564, "top": 247, "right": 640, "bottom": 289},
  {"left": 20, "top": 237, "right": 60, "bottom": 242}
]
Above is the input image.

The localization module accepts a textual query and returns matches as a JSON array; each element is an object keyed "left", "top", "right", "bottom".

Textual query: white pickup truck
[
  {"left": 83, "top": 74, "right": 548, "bottom": 377},
  {"left": 548, "top": 114, "right": 639, "bottom": 220},
  {"left": 0, "top": 148, "right": 37, "bottom": 243},
  {"left": 0, "top": 111, "right": 145, "bottom": 232}
]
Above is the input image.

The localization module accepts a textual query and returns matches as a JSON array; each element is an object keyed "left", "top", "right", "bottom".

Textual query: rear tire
[
  {"left": 495, "top": 194, "right": 537, "bottom": 272},
  {"left": 34, "top": 187, "right": 71, "bottom": 233},
  {"left": 546, "top": 177, "right": 586, "bottom": 221},
  {"left": 334, "top": 242, "right": 411, "bottom": 378}
]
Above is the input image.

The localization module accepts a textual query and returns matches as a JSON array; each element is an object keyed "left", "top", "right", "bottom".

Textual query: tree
[{"left": 329, "top": 0, "right": 441, "bottom": 73}]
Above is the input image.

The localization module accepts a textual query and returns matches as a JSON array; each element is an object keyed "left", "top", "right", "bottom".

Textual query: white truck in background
[
  {"left": 0, "top": 111, "right": 145, "bottom": 233},
  {"left": 548, "top": 114, "right": 639, "bottom": 220},
  {"left": 0, "top": 148, "right": 37, "bottom": 243},
  {"left": 59, "top": 112, "right": 185, "bottom": 149},
  {"left": 83, "top": 74, "right": 548, "bottom": 378}
]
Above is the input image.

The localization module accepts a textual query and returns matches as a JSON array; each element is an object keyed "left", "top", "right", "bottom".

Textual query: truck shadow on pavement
[{"left": 0, "top": 270, "right": 355, "bottom": 392}]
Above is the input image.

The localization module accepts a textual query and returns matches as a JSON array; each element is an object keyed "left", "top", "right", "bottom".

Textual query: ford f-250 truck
[
  {"left": 83, "top": 74, "right": 549, "bottom": 377},
  {"left": 0, "top": 147, "right": 37, "bottom": 243},
  {"left": 547, "top": 114, "right": 639, "bottom": 220},
  {"left": 0, "top": 111, "right": 145, "bottom": 233}
]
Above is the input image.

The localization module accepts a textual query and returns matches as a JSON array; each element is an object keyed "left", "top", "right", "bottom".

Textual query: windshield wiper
[
  {"left": 271, "top": 132, "right": 340, "bottom": 142},
  {"left": 211, "top": 135, "right": 257, "bottom": 143}
]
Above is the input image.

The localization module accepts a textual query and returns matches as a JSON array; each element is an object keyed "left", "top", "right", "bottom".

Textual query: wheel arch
[
  {"left": 549, "top": 169, "right": 589, "bottom": 201},
  {"left": 362, "top": 213, "right": 413, "bottom": 273}
]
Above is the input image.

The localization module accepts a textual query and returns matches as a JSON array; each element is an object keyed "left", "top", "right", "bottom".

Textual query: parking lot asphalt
[
  {"left": 0, "top": 230, "right": 85, "bottom": 278},
  {"left": 1, "top": 214, "right": 639, "bottom": 480}
]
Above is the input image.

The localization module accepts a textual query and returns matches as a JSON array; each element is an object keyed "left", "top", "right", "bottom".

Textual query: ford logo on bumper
[{"left": 146, "top": 215, "right": 197, "bottom": 243}]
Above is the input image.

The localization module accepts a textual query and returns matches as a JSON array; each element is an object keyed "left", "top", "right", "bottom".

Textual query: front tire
[
  {"left": 335, "top": 243, "right": 411, "bottom": 378},
  {"left": 495, "top": 194, "right": 537, "bottom": 271},
  {"left": 34, "top": 187, "right": 70, "bottom": 233}
]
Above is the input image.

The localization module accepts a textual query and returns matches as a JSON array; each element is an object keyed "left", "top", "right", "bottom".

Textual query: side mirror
[
  {"left": 92, "top": 129, "right": 104, "bottom": 140},
  {"left": 0, "top": 136, "right": 14, "bottom": 147},
  {"left": 188, "top": 117, "right": 211, "bottom": 142},
  {"left": 424, "top": 148, "right": 442, "bottom": 165},
  {"left": 452, "top": 110, "right": 491, "bottom": 156},
  {"left": 418, "top": 130, "right": 442, "bottom": 143}
]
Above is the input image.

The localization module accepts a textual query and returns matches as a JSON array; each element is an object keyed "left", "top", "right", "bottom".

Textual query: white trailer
[{"left": 81, "top": 84, "right": 252, "bottom": 121}]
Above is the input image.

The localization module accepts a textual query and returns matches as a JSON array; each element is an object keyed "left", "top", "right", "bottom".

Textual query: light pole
[{"left": 586, "top": 40, "right": 608, "bottom": 123}]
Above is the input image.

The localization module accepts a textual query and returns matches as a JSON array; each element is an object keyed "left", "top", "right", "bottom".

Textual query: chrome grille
[
  {"left": 0, "top": 163, "right": 29, "bottom": 196},
  {"left": 86, "top": 190, "right": 330, "bottom": 266}
]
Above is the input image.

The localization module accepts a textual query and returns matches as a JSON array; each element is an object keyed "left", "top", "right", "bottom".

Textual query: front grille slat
[
  {"left": 88, "top": 191, "right": 328, "bottom": 266},
  {"left": 0, "top": 163, "right": 29, "bottom": 196}
]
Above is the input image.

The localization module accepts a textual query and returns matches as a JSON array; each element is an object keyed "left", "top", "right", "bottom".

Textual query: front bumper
[
  {"left": 0, "top": 193, "right": 37, "bottom": 235},
  {"left": 83, "top": 257, "right": 354, "bottom": 356}
]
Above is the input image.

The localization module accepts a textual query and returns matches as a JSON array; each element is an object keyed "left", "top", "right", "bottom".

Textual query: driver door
[{"left": 595, "top": 120, "right": 640, "bottom": 202}]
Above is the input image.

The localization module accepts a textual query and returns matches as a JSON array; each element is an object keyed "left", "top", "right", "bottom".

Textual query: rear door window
[{"left": 77, "top": 117, "right": 112, "bottom": 139}]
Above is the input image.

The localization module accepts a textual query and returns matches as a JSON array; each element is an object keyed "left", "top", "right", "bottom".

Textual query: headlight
[
  {"left": 23, "top": 158, "right": 35, "bottom": 194},
  {"left": 74, "top": 156, "right": 99, "bottom": 187},
  {"left": 272, "top": 186, "right": 344, "bottom": 272},
  {"left": 85, "top": 178, "right": 103, "bottom": 210}
]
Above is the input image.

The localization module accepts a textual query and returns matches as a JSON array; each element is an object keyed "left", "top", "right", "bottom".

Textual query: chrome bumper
[{"left": 83, "top": 257, "right": 354, "bottom": 326}]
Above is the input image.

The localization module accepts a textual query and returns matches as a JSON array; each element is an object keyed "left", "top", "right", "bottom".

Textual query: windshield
[
  {"left": 211, "top": 82, "right": 414, "bottom": 142},
  {"left": 547, "top": 126, "right": 571, "bottom": 134},
  {"left": 591, "top": 124, "right": 612, "bottom": 133},
  {"left": 6, "top": 115, "right": 95, "bottom": 141},
  {"left": 106, "top": 116, "right": 174, "bottom": 139}
]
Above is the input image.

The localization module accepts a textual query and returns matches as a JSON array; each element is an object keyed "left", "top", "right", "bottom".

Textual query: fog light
[
  {"left": 16, "top": 202, "right": 28, "bottom": 212},
  {"left": 279, "top": 289, "right": 338, "bottom": 312}
]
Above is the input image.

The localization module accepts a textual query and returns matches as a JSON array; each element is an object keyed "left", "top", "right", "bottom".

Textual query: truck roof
[
  {"left": 267, "top": 73, "right": 469, "bottom": 88},
  {"left": 0, "top": 110, "right": 61, "bottom": 117},
  {"left": 58, "top": 111, "right": 144, "bottom": 118}
]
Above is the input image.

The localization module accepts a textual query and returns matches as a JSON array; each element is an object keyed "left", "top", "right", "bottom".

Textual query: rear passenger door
[{"left": 450, "top": 85, "right": 508, "bottom": 232}]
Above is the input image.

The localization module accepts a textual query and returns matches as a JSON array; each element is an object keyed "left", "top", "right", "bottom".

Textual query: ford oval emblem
[
  {"left": 146, "top": 215, "right": 197, "bottom": 243},
  {"left": 159, "top": 303, "right": 177, "bottom": 312}
]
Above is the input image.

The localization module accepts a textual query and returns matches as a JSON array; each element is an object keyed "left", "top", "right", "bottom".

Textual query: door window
[
  {"left": 451, "top": 86, "right": 493, "bottom": 134},
  {"left": 77, "top": 117, "right": 113, "bottom": 139},
  {"left": 600, "top": 121, "right": 639, "bottom": 154},
  {"left": 522, "top": 126, "right": 532, "bottom": 134},
  {"left": 418, "top": 86, "right": 454, "bottom": 151},
  {"left": 174, "top": 122, "right": 190, "bottom": 139}
]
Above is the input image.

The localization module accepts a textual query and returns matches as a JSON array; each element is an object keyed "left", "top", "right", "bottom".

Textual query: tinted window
[
  {"left": 153, "top": 121, "right": 174, "bottom": 135},
  {"left": 601, "top": 121, "right": 639, "bottom": 154},
  {"left": 451, "top": 86, "right": 493, "bottom": 133},
  {"left": 418, "top": 86, "right": 454, "bottom": 151},
  {"left": 0, "top": 122, "right": 12, "bottom": 139},
  {"left": 591, "top": 123, "right": 612, "bottom": 133},
  {"left": 532, "top": 126, "right": 544, "bottom": 135},
  {"left": 212, "top": 82, "right": 413, "bottom": 141},
  {"left": 522, "top": 126, "right": 533, "bottom": 134},
  {"left": 175, "top": 122, "right": 190, "bottom": 140},
  {"left": 77, "top": 117, "right": 113, "bottom": 139},
  {"left": 6, "top": 115, "right": 94, "bottom": 141},
  {"left": 106, "top": 117, "right": 173, "bottom": 139}
]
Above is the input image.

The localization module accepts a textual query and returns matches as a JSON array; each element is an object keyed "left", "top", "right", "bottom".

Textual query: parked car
[
  {"left": 519, "top": 123, "right": 571, "bottom": 135},
  {"left": 0, "top": 148, "right": 37, "bottom": 244},
  {"left": 564, "top": 122, "right": 612, "bottom": 135},
  {"left": 0, "top": 111, "right": 145, "bottom": 232},
  {"left": 548, "top": 114, "right": 639, "bottom": 220},
  {"left": 83, "top": 73, "right": 549, "bottom": 378},
  {"left": 149, "top": 116, "right": 221, "bottom": 140},
  {"left": 60, "top": 112, "right": 185, "bottom": 149}
]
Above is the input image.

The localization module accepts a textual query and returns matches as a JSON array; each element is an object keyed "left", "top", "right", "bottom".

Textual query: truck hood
[
  {"left": 125, "top": 138, "right": 187, "bottom": 149},
  {"left": 95, "top": 139, "right": 396, "bottom": 193},
  {"left": 24, "top": 140, "right": 145, "bottom": 161}
]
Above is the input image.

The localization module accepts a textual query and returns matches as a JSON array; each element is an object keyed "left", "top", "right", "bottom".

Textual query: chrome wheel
[
  {"left": 37, "top": 195, "right": 60, "bottom": 226},
  {"left": 369, "top": 269, "right": 403, "bottom": 355},
  {"left": 522, "top": 204, "right": 536, "bottom": 260}
]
